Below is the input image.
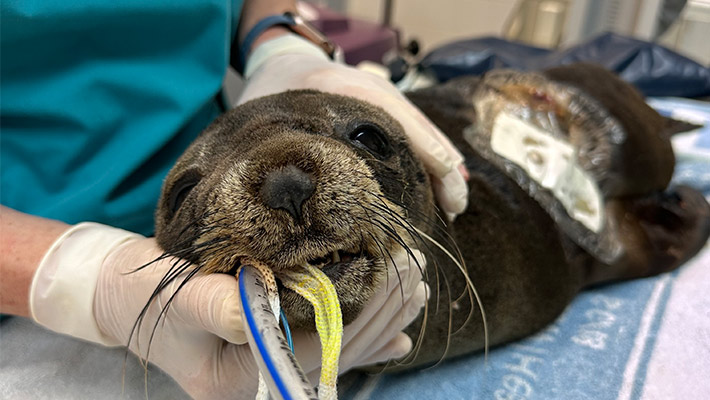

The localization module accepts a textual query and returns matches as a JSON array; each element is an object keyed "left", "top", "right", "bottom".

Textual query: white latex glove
[
  {"left": 30, "top": 222, "right": 427, "bottom": 399},
  {"left": 238, "top": 34, "right": 469, "bottom": 216}
]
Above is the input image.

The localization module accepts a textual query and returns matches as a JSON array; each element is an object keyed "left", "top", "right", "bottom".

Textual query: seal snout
[{"left": 260, "top": 164, "right": 315, "bottom": 221}]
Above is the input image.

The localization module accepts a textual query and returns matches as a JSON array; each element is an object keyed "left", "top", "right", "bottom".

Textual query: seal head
[{"left": 155, "top": 90, "right": 433, "bottom": 328}]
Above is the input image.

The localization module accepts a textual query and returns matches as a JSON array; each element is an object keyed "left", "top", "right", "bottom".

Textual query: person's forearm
[
  {"left": 238, "top": 0, "right": 297, "bottom": 59},
  {"left": 0, "top": 206, "right": 69, "bottom": 317}
]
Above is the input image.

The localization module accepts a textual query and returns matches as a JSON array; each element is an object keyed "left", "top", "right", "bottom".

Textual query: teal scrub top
[{"left": 1, "top": 1, "right": 243, "bottom": 235}]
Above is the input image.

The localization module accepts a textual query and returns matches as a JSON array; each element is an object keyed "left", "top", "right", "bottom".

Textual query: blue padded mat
[
  {"left": 1, "top": 99, "right": 708, "bottom": 400},
  {"left": 338, "top": 97, "right": 710, "bottom": 400}
]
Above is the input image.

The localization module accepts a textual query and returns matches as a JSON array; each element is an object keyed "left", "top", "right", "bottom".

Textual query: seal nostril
[{"left": 260, "top": 164, "right": 315, "bottom": 221}]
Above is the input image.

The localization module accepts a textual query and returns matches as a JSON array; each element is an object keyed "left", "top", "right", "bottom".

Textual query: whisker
[
  {"left": 357, "top": 201, "right": 442, "bottom": 309},
  {"left": 144, "top": 264, "right": 204, "bottom": 365},
  {"left": 414, "top": 227, "right": 489, "bottom": 360},
  {"left": 351, "top": 200, "right": 397, "bottom": 298},
  {"left": 423, "top": 268, "right": 454, "bottom": 370},
  {"left": 355, "top": 203, "right": 409, "bottom": 303},
  {"left": 365, "top": 192, "right": 476, "bottom": 339},
  {"left": 354, "top": 198, "right": 455, "bottom": 369}
]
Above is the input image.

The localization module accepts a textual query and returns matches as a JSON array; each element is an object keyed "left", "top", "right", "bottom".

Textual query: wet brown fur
[
  {"left": 152, "top": 63, "right": 710, "bottom": 370},
  {"left": 155, "top": 91, "right": 433, "bottom": 328}
]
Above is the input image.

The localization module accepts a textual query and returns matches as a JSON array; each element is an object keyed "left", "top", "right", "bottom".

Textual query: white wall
[
  {"left": 345, "top": 0, "right": 518, "bottom": 52},
  {"left": 660, "top": 0, "right": 710, "bottom": 65},
  {"left": 317, "top": 0, "right": 709, "bottom": 65}
]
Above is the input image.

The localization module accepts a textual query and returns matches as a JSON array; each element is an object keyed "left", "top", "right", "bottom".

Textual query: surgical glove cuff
[
  {"left": 30, "top": 222, "right": 142, "bottom": 346},
  {"left": 244, "top": 33, "right": 330, "bottom": 79}
]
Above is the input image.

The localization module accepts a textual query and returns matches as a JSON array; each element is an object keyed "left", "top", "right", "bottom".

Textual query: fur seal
[{"left": 152, "top": 63, "right": 710, "bottom": 369}]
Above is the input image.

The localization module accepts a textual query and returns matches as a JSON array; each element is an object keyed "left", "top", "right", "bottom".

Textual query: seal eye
[
  {"left": 168, "top": 172, "right": 202, "bottom": 214},
  {"left": 349, "top": 125, "right": 392, "bottom": 159}
]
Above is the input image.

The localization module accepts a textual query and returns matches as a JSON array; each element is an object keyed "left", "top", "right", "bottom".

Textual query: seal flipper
[
  {"left": 584, "top": 185, "right": 710, "bottom": 285},
  {"left": 407, "top": 68, "right": 708, "bottom": 280}
]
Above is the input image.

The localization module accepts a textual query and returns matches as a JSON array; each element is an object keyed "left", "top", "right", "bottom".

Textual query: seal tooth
[{"left": 332, "top": 251, "right": 341, "bottom": 263}]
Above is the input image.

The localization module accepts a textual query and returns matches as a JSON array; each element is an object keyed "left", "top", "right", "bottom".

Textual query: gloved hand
[
  {"left": 30, "top": 222, "right": 427, "bottom": 399},
  {"left": 237, "top": 34, "right": 469, "bottom": 217}
]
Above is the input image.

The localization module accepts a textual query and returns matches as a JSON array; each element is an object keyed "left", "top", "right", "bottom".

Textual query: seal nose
[{"left": 260, "top": 164, "right": 315, "bottom": 221}]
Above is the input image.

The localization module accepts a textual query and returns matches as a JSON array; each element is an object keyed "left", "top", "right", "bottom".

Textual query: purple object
[
  {"left": 306, "top": 5, "right": 399, "bottom": 66},
  {"left": 307, "top": 6, "right": 350, "bottom": 33}
]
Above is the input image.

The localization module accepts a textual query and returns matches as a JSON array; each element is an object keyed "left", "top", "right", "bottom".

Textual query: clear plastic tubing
[{"left": 238, "top": 264, "right": 318, "bottom": 400}]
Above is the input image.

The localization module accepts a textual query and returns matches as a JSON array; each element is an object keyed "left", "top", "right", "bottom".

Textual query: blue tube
[
  {"left": 238, "top": 265, "right": 318, "bottom": 400},
  {"left": 239, "top": 271, "right": 292, "bottom": 400},
  {"left": 280, "top": 309, "right": 294, "bottom": 353}
]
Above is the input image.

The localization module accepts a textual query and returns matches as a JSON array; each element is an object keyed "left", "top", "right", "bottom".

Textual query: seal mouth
[
  {"left": 273, "top": 245, "right": 382, "bottom": 329},
  {"left": 307, "top": 248, "right": 372, "bottom": 280}
]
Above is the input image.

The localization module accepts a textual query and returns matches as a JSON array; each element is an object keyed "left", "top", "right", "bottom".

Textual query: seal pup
[{"left": 150, "top": 63, "right": 710, "bottom": 369}]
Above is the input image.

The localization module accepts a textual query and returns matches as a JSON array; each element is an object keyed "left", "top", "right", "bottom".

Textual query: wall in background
[
  {"left": 660, "top": 0, "right": 710, "bottom": 64},
  {"left": 306, "top": 0, "right": 709, "bottom": 65},
  {"left": 343, "top": 0, "right": 518, "bottom": 52}
]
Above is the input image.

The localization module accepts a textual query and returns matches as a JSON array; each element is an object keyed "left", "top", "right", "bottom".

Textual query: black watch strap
[{"left": 234, "top": 12, "right": 336, "bottom": 75}]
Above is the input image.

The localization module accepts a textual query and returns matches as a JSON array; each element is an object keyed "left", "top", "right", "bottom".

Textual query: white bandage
[{"left": 491, "top": 112, "right": 604, "bottom": 232}]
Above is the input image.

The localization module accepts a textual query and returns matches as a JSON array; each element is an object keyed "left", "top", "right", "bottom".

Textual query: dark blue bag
[{"left": 419, "top": 33, "right": 710, "bottom": 98}]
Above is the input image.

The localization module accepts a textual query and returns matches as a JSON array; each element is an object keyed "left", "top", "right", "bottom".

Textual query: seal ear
[{"left": 662, "top": 116, "right": 703, "bottom": 137}]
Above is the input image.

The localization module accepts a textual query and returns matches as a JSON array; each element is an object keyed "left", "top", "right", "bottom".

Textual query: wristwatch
[
  {"left": 237, "top": 11, "right": 337, "bottom": 73},
  {"left": 282, "top": 12, "right": 336, "bottom": 58}
]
